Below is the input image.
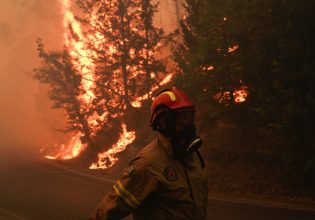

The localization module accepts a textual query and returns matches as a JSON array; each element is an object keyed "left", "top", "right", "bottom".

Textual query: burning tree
[
  {"left": 138, "top": 0, "right": 166, "bottom": 99},
  {"left": 34, "top": 39, "right": 94, "bottom": 156},
  {"left": 69, "top": 0, "right": 172, "bottom": 168},
  {"left": 75, "top": 0, "right": 167, "bottom": 115},
  {"left": 34, "top": 0, "right": 172, "bottom": 165}
]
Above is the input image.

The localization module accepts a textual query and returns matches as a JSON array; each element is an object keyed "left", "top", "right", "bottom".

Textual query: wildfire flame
[
  {"left": 61, "top": 0, "right": 95, "bottom": 101},
  {"left": 214, "top": 86, "right": 249, "bottom": 104},
  {"left": 233, "top": 87, "right": 248, "bottom": 103},
  {"left": 43, "top": 132, "right": 87, "bottom": 160},
  {"left": 131, "top": 73, "right": 174, "bottom": 108},
  {"left": 42, "top": 0, "right": 171, "bottom": 166},
  {"left": 90, "top": 123, "right": 136, "bottom": 169},
  {"left": 42, "top": 0, "right": 98, "bottom": 160}
]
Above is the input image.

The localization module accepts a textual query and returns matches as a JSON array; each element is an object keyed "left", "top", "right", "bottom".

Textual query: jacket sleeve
[{"left": 89, "top": 156, "right": 157, "bottom": 220}]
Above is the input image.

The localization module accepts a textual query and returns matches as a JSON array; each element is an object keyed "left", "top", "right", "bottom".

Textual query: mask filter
[{"left": 186, "top": 137, "right": 203, "bottom": 154}]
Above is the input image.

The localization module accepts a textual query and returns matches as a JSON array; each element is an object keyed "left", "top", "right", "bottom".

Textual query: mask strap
[
  {"left": 186, "top": 138, "right": 202, "bottom": 154},
  {"left": 196, "top": 149, "right": 205, "bottom": 169}
]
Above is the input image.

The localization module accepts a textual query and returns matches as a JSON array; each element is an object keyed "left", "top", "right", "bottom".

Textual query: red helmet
[{"left": 150, "top": 87, "right": 195, "bottom": 127}]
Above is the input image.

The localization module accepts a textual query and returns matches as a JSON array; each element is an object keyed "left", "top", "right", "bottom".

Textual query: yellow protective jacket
[{"left": 90, "top": 133, "right": 208, "bottom": 220}]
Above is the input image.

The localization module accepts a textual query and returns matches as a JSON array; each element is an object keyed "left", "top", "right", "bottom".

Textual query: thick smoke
[{"left": 0, "top": 0, "right": 65, "bottom": 153}]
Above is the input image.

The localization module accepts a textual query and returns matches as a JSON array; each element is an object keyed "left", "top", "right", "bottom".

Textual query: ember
[{"left": 228, "top": 45, "right": 239, "bottom": 53}]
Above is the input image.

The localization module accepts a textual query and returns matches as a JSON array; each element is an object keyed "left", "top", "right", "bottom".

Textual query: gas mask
[
  {"left": 154, "top": 108, "right": 203, "bottom": 159},
  {"left": 171, "top": 124, "right": 203, "bottom": 158}
]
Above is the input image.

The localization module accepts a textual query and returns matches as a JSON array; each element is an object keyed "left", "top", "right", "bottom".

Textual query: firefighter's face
[
  {"left": 174, "top": 110, "right": 195, "bottom": 133},
  {"left": 157, "top": 109, "right": 201, "bottom": 156},
  {"left": 172, "top": 109, "right": 201, "bottom": 156}
]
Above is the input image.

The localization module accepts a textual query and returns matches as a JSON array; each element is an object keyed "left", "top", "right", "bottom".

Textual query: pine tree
[
  {"left": 174, "top": 0, "right": 244, "bottom": 106},
  {"left": 138, "top": 0, "right": 165, "bottom": 99},
  {"left": 33, "top": 38, "right": 94, "bottom": 147},
  {"left": 174, "top": 0, "right": 315, "bottom": 191}
]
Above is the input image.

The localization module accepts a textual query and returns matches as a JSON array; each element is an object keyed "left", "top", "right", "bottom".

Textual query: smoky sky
[
  {"left": 0, "top": 0, "right": 65, "bottom": 151},
  {"left": 0, "top": 0, "right": 182, "bottom": 153}
]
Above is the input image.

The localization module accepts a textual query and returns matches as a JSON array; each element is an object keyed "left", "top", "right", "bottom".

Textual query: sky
[{"left": 0, "top": 0, "right": 183, "bottom": 153}]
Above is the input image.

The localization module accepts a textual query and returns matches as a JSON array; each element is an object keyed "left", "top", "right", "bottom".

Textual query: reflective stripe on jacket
[{"left": 90, "top": 133, "right": 208, "bottom": 220}]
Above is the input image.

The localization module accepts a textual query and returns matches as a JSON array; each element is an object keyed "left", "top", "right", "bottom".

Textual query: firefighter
[{"left": 90, "top": 87, "right": 208, "bottom": 220}]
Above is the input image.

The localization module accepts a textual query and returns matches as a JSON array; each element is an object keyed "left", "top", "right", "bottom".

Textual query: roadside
[
  {"left": 208, "top": 192, "right": 315, "bottom": 212},
  {"left": 36, "top": 155, "right": 116, "bottom": 184},
  {"left": 37, "top": 154, "right": 315, "bottom": 213}
]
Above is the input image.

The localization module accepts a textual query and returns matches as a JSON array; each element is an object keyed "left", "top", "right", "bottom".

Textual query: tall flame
[
  {"left": 43, "top": 0, "right": 170, "bottom": 165},
  {"left": 90, "top": 123, "right": 136, "bottom": 169},
  {"left": 43, "top": 0, "right": 97, "bottom": 160},
  {"left": 60, "top": 0, "right": 96, "bottom": 105}
]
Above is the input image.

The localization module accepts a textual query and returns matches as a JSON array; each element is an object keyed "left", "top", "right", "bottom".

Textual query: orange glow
[
  {"left": 90, "top": 123, "right": 136, "bottom": 169},
  {"left": 201, "top": 65, "right": 214, "bottom": 71},
  {"left": 213, "top": 91, "right": 231, "bottom": 104},
  {"left": 214, "top": 86, "right": 249, "bottom": 104},
  {"left": 233, "top": 86, "right": 249, "bottom": 103},
  {"left": 228, "top": 45, "right": 239, "bottom": 53}
]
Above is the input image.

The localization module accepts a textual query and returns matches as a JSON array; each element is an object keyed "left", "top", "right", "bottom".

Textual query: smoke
[
  {"left": 0, "top": 0, "right": 65, "bottom": 152},
  {"left": 154, "top": 0, "right": 184, "bottom": 33}
]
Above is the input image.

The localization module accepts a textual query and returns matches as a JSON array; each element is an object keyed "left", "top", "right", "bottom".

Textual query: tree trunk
[{"left": 119, "top": 0, "right": 130, "bottom": 109}]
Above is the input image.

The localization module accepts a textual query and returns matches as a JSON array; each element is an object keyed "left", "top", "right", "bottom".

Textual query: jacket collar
[{"left": 157, "top": 133, "right": 195, "bottom": 163}]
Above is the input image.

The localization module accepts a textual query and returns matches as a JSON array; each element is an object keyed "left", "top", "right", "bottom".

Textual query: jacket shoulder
[
  {"left": 138, "top": 138, "right": 164, "bottom": 161},
  {"left": 130, "top": 138, "right": 166, "bottom": 171}
]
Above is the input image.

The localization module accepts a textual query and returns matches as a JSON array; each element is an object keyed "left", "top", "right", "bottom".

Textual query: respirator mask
[{"left": 171, "top": 110, "right": 203, "bottom": 158}]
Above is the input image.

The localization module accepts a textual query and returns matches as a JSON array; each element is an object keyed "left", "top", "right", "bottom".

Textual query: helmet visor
[{"left": 176, "top": 109, "right": 195, "bottom": 125}]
